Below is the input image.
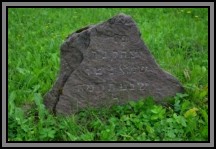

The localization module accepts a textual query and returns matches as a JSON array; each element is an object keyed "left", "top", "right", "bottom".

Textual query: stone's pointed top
[
  {"left": 116, "top": 13, "right": 131, "bottom": 17},
  {"left": 108, "top": 13, "right": 134, "bottom": 26}
]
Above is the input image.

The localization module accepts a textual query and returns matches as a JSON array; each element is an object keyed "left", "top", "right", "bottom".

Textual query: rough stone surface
[{"left": 44, "top": 13, "right": 184, "bottom": 115}]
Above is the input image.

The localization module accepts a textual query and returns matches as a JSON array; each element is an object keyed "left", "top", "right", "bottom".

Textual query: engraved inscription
[
  {"left": 72, "top": 82, "right": 149, "bottom": 93},
  {"left": 140, "top": 66, "right": 148, "bottom": 73},
  {"left": 108, "top": 84, "right": 115, "bottom": 92},
  {"left": 120, "top": 52, "right": 127, "bottom": 59},
  {"left": 95, "top": 68, "right": 103, "bottom": 76},
  {"left": 112, "top": 51, "right": 118, "bottom": 60},
  {"left": 120, "top": 83, "right": 127, "bottom": 91},
  {"left": 129, "top": 83, "right": 135, "bottom": 91},
  {"left": 89, "top": 50, "right": 142, "bottom": 60},
  {"left": 85, "top": 65, "right": 149, "bottom": 76},
  {"left": 86, "top": 85, "right": 94, "bottom": 92}
]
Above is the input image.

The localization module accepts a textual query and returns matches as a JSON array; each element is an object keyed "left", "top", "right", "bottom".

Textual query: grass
[{"left": 8, "top": 8, "right": 208, "bottom": 141}]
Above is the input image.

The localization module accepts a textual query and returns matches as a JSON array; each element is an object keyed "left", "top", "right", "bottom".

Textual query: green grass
[{"left": 8, "top": 8, "right": 208, "bottom": 141}]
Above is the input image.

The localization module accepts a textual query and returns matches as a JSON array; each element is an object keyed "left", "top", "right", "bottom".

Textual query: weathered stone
[{"left": 44, "top": 13, "right": 184, "bottom": 115}]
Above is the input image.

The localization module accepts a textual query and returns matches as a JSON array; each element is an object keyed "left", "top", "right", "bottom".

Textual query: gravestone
[{"left": 44, "top": 13, "right": 184, "bottom": 115}]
